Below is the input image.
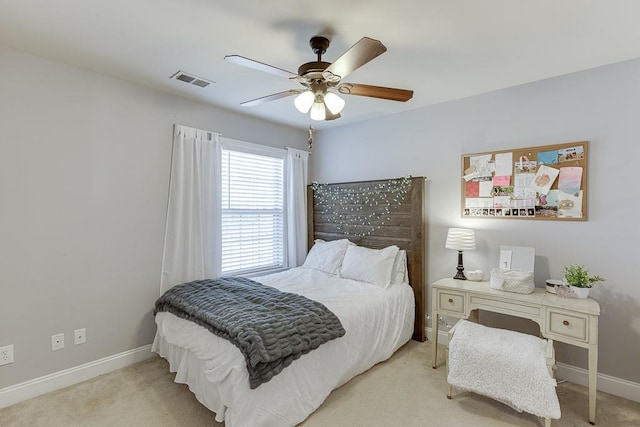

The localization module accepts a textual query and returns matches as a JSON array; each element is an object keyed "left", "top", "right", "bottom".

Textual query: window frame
[{"left": 220, "top": 137, "right": 289, "bottom": 276}]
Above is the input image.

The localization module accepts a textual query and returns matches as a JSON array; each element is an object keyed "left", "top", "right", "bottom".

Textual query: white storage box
[
  {"left": 490, "top": 246, "right": 536, "bottom": 294},
  {"left": 490, "top": 268, "right": 535, "bottom": 294}
]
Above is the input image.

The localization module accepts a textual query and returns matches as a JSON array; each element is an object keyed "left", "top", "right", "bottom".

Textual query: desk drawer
[
  {"left": 471, "top": 295, "right": 541, "bottom": 317},
  {"left": 547, "top": 310, "right": 588, "bottom": 342},
  {"left": 438, "top": 291, "right": 465, "bottom": 314}
]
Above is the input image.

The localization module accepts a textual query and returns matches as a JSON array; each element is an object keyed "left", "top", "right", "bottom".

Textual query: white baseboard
[
  {"left": 426, "top": 327, "right": 640, "bottom": 403},
  {"left": 556, "top": 362, "right": 640, "bottom": 403},
  {"left": 4, "top": 332, "right": 640, "bottom": 410},
  {"left": 426, "top": 326, "right": 452, "bottom": 346},
  {"left": 0, "top": 344, "right": 154, "bottom": 409}
]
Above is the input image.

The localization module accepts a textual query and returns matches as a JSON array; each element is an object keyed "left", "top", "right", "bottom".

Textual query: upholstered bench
[{"left": 446, "top": 320, "right": 560, "bottom": 427}]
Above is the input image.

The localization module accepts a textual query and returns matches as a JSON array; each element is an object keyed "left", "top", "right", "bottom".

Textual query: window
[{"left": 220, "top": 140, "right": 286, "bottom": 275}]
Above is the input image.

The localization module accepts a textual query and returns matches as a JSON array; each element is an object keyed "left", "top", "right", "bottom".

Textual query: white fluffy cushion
[
  {"left": 340, "top": 245, "right": 400, "bottom": 288},
  {"left": 390, "top": 250, "right": 409, "bottom": 285},
  {"left": 448, "top": 320, "right": 560, "bottom": 419},
  {"left": 302, "top": 239, "right": 350, "bottom": 275}
]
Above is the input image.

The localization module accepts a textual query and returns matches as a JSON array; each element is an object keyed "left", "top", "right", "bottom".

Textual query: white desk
[{"left": 431, "top": 278, "right": 600, "bottom": 424}]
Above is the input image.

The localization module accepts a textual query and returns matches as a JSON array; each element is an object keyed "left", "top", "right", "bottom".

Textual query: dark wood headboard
[{"left": 307, "top": 177, "right": 426, "bottom": 342}]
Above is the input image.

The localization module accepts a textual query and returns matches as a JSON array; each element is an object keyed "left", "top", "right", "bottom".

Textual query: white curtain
[
  {"left": 286, "top": 147, "right": 310, "bottom": 267},
  {"left": 160, "top": 125, "right": 222, "bottom": 294}
]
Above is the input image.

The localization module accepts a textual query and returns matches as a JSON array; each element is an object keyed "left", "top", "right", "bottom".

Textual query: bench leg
[
  {"left": 544, "top": 339, "right": 555, "bottom": 426},
  {"left": 445, "top": 324, "right": 459, "bottom": 399}
]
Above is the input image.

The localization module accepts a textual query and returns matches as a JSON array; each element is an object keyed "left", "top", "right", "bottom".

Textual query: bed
[{"left": 152, "top": 177, "right": 425, "bottom": 426}]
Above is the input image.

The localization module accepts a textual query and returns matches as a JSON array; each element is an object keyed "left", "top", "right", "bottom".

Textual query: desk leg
[
  {"left": 432, "top": 310, "right": 439, "bottom": 368},
  {"left": 589, "top": 344, "right": 598, "bottom": 424}
]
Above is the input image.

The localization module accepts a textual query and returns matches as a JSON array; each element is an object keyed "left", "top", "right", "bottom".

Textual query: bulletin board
[{"left": 461, "top": 141, "right": 588, "bottom": 220}]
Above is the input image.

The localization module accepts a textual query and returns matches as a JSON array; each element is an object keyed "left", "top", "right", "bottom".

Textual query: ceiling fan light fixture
[
  {"left": 294, "top": 90, "right": 314, "bottom": 113},
  {"left": 227, "top": 35, "right": 413, "bottom": 120},
  {"left": 310, "top": 101, "right": 326, "bottom": 121},
  {"left": 324, "top": 92, "right": 345, "bottom": 114}
]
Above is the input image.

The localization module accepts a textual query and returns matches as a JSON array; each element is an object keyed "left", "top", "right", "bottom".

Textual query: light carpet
[{"left": 1, "top": 340, "right": 639, "bottom": 426}]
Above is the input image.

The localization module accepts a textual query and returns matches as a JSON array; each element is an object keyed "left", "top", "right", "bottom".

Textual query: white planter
[
  {"left": 558, "top": 278, "right": 591, "bottom": 299},
  {"left": 570, "top": 285, "right": 590, "bottom": 299}
]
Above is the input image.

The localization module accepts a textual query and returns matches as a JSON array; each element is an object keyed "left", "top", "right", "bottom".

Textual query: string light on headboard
[{"left": 311, "top": 176, "right": 411, "bottom": 237}]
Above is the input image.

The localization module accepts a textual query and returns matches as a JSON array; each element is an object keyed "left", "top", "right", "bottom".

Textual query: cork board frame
[{"left": 461, "top": 141, "right": 588, "bottom": 220}]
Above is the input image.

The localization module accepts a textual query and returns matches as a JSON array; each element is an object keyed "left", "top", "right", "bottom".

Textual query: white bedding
[{"left": 152, "top": 267, "right": 415, "bottom": 427}]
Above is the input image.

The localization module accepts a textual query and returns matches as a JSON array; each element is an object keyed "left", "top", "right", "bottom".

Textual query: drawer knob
[
  {"left": 448, "top": 298, "right": 454, "bottom": 303},
  {"left": 563, "top": 320, "right": 570, "bottom": 326}
]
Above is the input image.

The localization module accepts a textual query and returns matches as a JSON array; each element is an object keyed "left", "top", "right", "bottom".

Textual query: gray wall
[
  {"left": 311, "top": 58, "right": 640, "bottom": 383},
  {"left": 0, "top": 46, "right": 307, "bottom": 389},
  {"left": 2, "top": 41, "right": 638, "bottom": 392}
]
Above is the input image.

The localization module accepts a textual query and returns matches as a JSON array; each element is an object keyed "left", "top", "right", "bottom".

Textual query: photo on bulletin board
[{"left": 460, "top": 141, "right": 588, "bottom": 221}]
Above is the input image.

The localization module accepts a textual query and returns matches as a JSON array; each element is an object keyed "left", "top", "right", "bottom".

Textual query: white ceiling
[{"left": 3, "top": 0, "right": 640, "bottom": 130}]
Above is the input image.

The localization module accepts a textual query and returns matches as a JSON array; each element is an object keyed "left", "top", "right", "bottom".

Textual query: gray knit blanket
[{"left": 154, "top": 276, "right": 345, "bottom": 389}]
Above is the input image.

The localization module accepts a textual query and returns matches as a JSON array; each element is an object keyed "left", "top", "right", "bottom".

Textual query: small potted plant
[{"left": 562, "top": 264, "right": 605, "bottom": 298}]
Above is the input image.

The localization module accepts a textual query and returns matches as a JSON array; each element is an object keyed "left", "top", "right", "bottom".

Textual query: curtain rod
[{"left": 284, "top": 146, "right": 312, "bottom": 154}]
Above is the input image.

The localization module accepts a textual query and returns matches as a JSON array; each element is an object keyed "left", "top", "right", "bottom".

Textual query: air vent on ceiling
[{"left": 170, "top": 70, "right": 214, "bottom": 88}]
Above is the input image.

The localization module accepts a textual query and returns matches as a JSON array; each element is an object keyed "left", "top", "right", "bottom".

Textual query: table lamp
[{"left": 445, "top": 228, "right": 476, "bottom": 280}]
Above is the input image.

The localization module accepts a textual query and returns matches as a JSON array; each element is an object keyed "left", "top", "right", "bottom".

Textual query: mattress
[{"left": 152, "top": 267, "right": 415, "bottom": 427}]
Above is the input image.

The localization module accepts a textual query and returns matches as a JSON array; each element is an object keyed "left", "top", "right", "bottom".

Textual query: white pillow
[
  {"left": 340, "top": 244, "right": 399, "bottom": 288},
  {"left": 390, "top": 250, "right": 409, "bottom": 285},
  {"left": 302, "top": 239, "right": 350, "bottom": 275}
]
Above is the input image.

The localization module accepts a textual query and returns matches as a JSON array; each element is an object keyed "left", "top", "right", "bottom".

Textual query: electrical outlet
[
  {"left": 0, "top": 344, "right": 14, "bottom": 366},
  {"left": 51, "top": 333, "right": 65, "bottom": 351},
  {"left": 74, "top": 328, "right": 86, "bottom": 345}
]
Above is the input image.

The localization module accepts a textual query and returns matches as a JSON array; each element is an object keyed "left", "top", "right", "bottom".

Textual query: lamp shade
[
  {"left": 445, "top": 228, "right": 476, "bottom": 251},
  {"left": 294, "top": 90, "right": 314, "bottom": 113},
  {"left": 310, "top": 101, "right": 326, "bottom": 121},
  {"left": 323, "top": 92, "right": 345, "bottom": 114}
]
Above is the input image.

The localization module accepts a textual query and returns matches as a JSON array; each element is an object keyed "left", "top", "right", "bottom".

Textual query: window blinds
[{"left": 221, "top": 149, "right": 285, "bottom": 275}]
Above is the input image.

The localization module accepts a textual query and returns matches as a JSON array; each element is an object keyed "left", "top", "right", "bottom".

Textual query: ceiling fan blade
[
  {"left": 323, "top": 37, "right": 387, "bottom": 82},
  {"left": 240, "top": 89, "right": 303, "bottom": 107},
  {"left": 224, "top": 55, "right": 298, "bottom": 79},
  {"left": 337, "top": 83, "right": 413, "bottom": 102}
]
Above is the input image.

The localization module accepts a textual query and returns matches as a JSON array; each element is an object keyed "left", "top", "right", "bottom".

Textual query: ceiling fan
[{"left": 224, "top": 36, "right": 414, "bottom": 121}]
